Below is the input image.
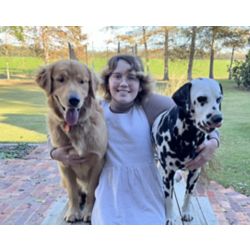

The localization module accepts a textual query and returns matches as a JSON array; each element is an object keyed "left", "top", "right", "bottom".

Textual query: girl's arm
[{"left": 141, "top": 93, "right": 176, "bottom": 126}]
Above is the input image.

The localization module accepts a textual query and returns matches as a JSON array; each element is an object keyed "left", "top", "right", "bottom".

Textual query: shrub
[{"left": 232, "top": 50, "right": 250, "bottom": 89}]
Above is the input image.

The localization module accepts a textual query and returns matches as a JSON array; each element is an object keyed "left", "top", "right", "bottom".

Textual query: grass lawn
[
  {"left": 207, "top": 80, "right": 250, "bottom": 196},
  {"left": 0, "top": 56, "right": 231, "bottom": 81},
  {"left": 0, "top": 57, "right": 44, "bottom": 79},
  {"left": 0, "top": 80, "right": 48, "bottom": 142}
]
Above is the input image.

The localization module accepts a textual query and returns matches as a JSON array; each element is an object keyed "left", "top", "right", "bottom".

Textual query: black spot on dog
[
  {"left": 174, "top": 127, "right": 179, "bottom": 136},
  {"left": 164, "top": 190, "right": 169, "bottom": 198},
  {"left": 175, "top": 160, "right": 181, "bottom": 167},
  {"left": 156, "top": 133, "right": 163, "bottom": 146},
  {"left": 206, "top": 113, "right": 212, "bottom": 119}
]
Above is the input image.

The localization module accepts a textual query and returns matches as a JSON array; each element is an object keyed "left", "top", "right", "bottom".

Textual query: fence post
[{"left": 6, "top": 62, "right": 10, "bottom": 80}]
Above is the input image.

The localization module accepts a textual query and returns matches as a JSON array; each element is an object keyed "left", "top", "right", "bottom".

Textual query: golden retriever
[{"left": 36, "top": 59, "right": 107, "bottom": 223}]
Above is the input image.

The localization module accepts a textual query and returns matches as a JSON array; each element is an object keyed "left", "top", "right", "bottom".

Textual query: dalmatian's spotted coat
[{"left": 152, "top": 78, "right": 223, "bottom": 224}]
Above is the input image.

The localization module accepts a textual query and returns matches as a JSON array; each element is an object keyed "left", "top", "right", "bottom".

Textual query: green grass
[
  {"left": 0, "top": 57, "right": 44, "bottom": 79},
  {"left": 146, "top": 59, "right": 230, "bottom": 80},
  {"left": 206, "top": 80, "right": 250, "bottom": 196},
  {"left": 0, "top": 80, "right": 48, "bottom": 142},
  {"left": 0, "top": 56, "right": 230, "bottom": 80}
]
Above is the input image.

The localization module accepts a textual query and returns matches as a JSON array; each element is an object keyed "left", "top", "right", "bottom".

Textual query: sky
[{"left": 84, "top": 26, "right": 114, "bottom": 51}]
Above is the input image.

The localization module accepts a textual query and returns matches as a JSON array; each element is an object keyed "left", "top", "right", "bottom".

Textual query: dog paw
[
  {"left": 181, "top": 213, "right": 193, "bottom": 222},
  {"left": 166, "top": 218, "right": 174, "bottom": 225},
  {"left": 82, "top": 207, "right": 92, "bottom": 223},
  {"left": 64, "top": 207, "right": 83, "bottom": 223}
]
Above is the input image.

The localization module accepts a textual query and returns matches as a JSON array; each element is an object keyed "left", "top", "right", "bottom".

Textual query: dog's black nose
[
  {"left": 69, "top": 97, "right": 80, "bottom": 107},
  {"left": 212, "top": 114, "right": 222, "bottom": 124}
]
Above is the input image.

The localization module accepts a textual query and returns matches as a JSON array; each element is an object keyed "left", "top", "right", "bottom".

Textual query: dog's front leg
[
  {"left": 181, "top": 168, "right": 201, "bottom": 222},
  {"left": 82, "top": 157, "right": 104, "bottom": 223},
  {"left": 59, "top": 164, "right": 83, "bottom": 223},
  {"left": 162, "top": 168, "right": 175, "bottom": 225}
]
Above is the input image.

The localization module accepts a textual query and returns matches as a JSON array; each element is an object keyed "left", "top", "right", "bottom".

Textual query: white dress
[{"left": 91, "top": 101, "right": 166, "bottom": 225}]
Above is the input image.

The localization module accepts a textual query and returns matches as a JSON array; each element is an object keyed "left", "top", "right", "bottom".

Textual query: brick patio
[{"left": 0, "top": 143, "right": 250, "bottom": 225}]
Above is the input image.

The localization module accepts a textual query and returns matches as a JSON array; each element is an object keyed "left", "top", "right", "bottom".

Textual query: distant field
[
  {"left": 0, "top": 56, "right": 231, "bottom": 80},
  {"left": 0, "top": 57, "right": 44, "bottom": 79},
  {"left": 85, "top": 57, "right": 231, "bottom": 80}
]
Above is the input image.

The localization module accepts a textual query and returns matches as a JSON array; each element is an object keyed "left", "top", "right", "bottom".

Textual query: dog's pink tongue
[{"left": 65, "top": 109, "right": 79, "bottom": 126}]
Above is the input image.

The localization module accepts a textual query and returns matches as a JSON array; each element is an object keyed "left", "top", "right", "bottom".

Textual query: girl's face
[{"left": 108, "top": 59, "right": 141, "bottom": 106}]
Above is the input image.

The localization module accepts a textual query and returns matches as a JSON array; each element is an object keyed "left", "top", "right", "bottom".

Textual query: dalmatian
[{"left": 152, "top": 78, "right": 223, "bottom": 224}]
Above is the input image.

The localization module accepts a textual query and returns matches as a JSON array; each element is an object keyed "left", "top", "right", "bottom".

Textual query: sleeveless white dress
[{"left": 91, "top": 101, "right": 166, "bottom": 225}]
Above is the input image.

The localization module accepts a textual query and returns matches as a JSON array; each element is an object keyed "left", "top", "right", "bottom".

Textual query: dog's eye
[
  {"left": 79, "top": 79, "right": 84, "bottom": 84},
  {"left": 56, "top": 77, "right": 65, "bottom": 83},
  {"left": 197, "top": 96, "right": 207, "bottom": 104}
]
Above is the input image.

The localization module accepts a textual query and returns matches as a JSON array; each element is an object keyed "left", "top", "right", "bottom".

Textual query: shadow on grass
[
  {"left": 2, "top": 113, "right": 47, "bottom": 134},
  {"left": 0, "top": 82, "right": 46, "bottom": 108}
]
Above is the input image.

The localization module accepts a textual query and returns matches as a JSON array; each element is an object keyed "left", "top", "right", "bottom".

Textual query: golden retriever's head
[{"left": 36, "top": 59, "right": 99, "bottom": 126}]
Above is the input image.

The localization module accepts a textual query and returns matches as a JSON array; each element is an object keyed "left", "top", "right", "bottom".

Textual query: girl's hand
[
  {"left": 185, "top": 139, "right": 218, "bottom": 171},
  {"left": 51, "top": 145, "right": 87, "bottom": 166}
]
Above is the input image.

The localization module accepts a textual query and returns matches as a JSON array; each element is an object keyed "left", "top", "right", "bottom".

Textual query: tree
[
  {"left": 187, "top": 26, "right": 197, "bottom": 80},
  {"left": 0, "top": 26, "right": 26, "bottom": 79},
  {"left": 222, "top": 27, "right": 250, "bottom": 79},
  {"left": 163, "top": 27, "right": 170, "bottom": 80},
  {"left": 198, "top": 27, "right": 232, "bottom": 79},
  {"left": 232, "top": 50, "right": 250, "bottom": 89},
  {"left": 126, "top": 26, "right": 157, "bottom": 73},
  {"left": 161, "top": 27, "right": 176, "bottom": 81},
  {"left": 142, "top": 26, "right": 150, "bottom": 72},
  {"left": 63, "top": 26, "right": 88, "bottom": 63},
  {"left": 116, "top": 34, "right": 137, "bottom": 54},
  {"left": 0, "top": 26, "right": 26, "bottom": 56}
]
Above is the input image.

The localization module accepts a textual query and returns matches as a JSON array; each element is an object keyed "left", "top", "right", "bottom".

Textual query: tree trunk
[
  {"left": 187, "top": 26, "right": 197, "bottom": 80},
  {"left": 142, "top": 27, "right": 150, "bottom": 73},
  {"left": 41, "top": 27, "right": 49, "bottom": 64},
  {"left": 228, "top": 46, "right": 235, "bottom": 80},
  {"left": 163, "top": 28, "right": 169, "bottom": 81},
  {"left": 209, "top": 31, "right": 215, "bottom": 79}
]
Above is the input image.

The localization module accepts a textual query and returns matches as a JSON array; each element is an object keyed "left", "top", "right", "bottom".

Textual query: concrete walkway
[{"left": 0, "top": 143, "right": 250, "bottom": 225}]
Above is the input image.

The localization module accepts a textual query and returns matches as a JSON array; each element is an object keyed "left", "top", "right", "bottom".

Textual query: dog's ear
[
  {"left": 87, "top": 68, "right": 100, "bottom": 99},
  {"left": 172, "top": 82, "right": 192, "bottom": 112},
  {"left": 219, "top": 83, "right": 223, "bottom": 95},
  {"left": 219, "top": 83, "right": 223, "bottom": 110},
  {"left": 36, "top": 65, "right": 53, "bottom": 95}
]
